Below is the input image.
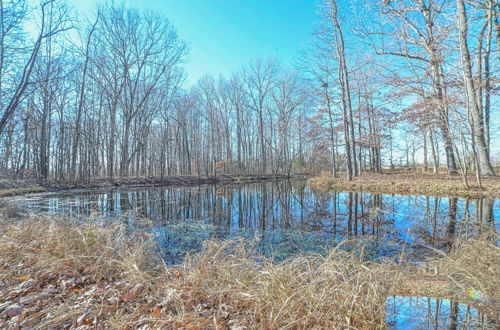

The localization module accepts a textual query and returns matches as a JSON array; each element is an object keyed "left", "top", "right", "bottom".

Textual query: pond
[
  {"left": 386, "top": 296, "right": 496, "bottom": 329},
  {"left": 20, "top": 180, "right": 498, "bottom": 264}
]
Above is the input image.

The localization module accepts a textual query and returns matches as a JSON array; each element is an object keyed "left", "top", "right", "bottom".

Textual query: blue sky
[
  {"left": 70, "top": 0, "right": 320, "bottom": 85},
  {"left": 59, "top": 0, "right": 499, "bottom": 157}
]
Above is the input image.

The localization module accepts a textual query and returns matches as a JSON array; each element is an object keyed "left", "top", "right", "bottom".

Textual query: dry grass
[
  {"left": 394, "top": 235, "right": 500, "bottom": 320},
  {"left": 0, "top": 187, "right": 46, "bottom": 197},
  {"left": 429, "top": 234, "right": 500, "bottom": 318},
  {"left": 0, "top": 216, "right": 498, "bottom": 329},
  {"left": 308, "top": 173, "right": 500, "bottom": 198}
]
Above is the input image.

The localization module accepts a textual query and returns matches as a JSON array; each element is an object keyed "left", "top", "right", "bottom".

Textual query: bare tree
[
  {"left": 325, "top": 0, "right": 358, "bottom": 180},
  {"left": 456, "top": 0, "right": 495, "bottom": 175},
  {"left": 70, "top": 12, "right": 99, "bottom": 180},
  {"left": 240, "top": 58, "right": 278, "bottom": 173},
  {"left": 0, "top": 0, "right": 71, "bottom": 137},
  {"left": 370, "top": 0, "right": 459, "bottom": 174}
]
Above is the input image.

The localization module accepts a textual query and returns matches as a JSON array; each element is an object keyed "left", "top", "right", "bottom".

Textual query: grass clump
[
  {"left": 434, "top": 235, "right": 500, "bottom": 317},
  {"left": 0, "top": 215, "right": 498, "bottom": 329},
  {"left": 0, "top": 187, "right": 46, "bottom": 197}
]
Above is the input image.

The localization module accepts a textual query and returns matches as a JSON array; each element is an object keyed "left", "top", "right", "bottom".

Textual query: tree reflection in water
[
  {"left": 23, "top": 180, "right": 498, "bottom": 264},
  {"left": 386, "top": 296, "right": 496, "bottom": 329}
]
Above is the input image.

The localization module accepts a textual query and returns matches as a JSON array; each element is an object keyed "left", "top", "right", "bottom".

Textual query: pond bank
[
  {"left": 308, "top": 173, "right": 500, "bottom": 198},
  {"left": 0, "top": 217, "right": 497, "bottom": 329},
  {"left": 0, "top": 173, "right": 311, "bottom": 197},
  {"left": 15, "top": 180, "right": 497, "bottom": 264}
]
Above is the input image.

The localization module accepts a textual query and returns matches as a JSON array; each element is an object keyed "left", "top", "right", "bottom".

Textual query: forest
[
  {"left": 0, "top": 0, "right": 498, "bottom": 184},
  {"left": 0, "top": 0, "right": 499, "bottom": 329}
]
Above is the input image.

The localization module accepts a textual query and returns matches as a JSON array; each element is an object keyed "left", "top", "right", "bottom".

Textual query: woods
[
  {"left": 0, "top": 0, "right": 498, "bottom": 182},
  {"left": 0, "top": 1, "right": 499, "bottom": 328}
]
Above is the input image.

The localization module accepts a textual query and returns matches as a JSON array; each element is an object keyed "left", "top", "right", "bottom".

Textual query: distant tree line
[{"left": 0, "top": 0, "right": 497, "bottom": 182}]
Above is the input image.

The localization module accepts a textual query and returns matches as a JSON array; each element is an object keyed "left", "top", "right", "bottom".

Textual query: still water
[
  {"left": 21, "top": 180, "right": 498, "bottom": 264},
  {"left": 386, "top": 296, "right": 496, "bottom": 329}
]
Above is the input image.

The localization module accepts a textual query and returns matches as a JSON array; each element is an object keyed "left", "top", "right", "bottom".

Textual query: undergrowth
[{"left": 0, "top": 215, "right": 498, "bottom": 329}]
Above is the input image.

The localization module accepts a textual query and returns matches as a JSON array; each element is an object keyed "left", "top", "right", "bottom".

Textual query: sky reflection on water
[
  {"left": 386, "top": 296, "right": 496, "bottom": 329},
  {"left": 21, "top": 180, "right": 498, "bottom": 264}
]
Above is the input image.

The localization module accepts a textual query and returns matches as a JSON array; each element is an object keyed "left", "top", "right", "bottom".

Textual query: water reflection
[
  {"left": 386, "top": 296, "right": 496, "bottom": 329},
  {"left": 22, "top": 180, "right": 498, "bottom": 263}
]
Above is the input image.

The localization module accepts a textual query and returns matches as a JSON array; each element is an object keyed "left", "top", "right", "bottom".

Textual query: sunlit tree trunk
[{"left": 456, "top": 0, "right": 495, "bottom": 176}]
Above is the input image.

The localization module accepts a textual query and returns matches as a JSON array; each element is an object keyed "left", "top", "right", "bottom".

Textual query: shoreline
[
  {"left": 3, "top": 172, "right": 499, "bottom": 199},
  {"left": 308, "top": 173, "right": 500, "bottom": 198},
  {"left": 0, "top": 173, "right": 311, "bottom": 198}
]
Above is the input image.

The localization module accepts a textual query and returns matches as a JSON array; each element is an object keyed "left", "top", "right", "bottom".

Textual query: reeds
[{"left": 0, "top": 215, "right": 497, "bottom": 329}]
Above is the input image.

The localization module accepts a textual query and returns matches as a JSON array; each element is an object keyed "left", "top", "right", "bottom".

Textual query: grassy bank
[
  {"left": 308, "top": 173, "right": 500, "bottom": 198},
  {"left": 0, "top": 217, "right": 498, "bottom": 329}
]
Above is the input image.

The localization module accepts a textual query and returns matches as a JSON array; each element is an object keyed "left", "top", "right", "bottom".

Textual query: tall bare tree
[
  {"left": 456, "top": 0, "right": 495, "bottom": 175},
  {"left": 0, "top": 0, "right": 70, "bottom": 137}
]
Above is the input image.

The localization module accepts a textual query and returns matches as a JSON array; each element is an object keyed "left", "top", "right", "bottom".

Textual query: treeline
[{"left": 0, "top": 0, "right": 498, "bottom": 182}]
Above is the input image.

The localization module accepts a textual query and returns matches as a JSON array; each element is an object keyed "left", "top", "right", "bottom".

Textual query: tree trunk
[{"left": 456, "top": 0, "right": 495, "bottom": 176}]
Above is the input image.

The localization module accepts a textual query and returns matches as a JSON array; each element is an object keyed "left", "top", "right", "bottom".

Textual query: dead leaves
[
  {"left": 1, "top": 268, "right": 246, "bottom": 329},
  {"left": 172, "top": 317, "right": 211, "bottom": 329},
  {"left": 308, "top": 173, "right": 500, "bottom": 198},
  {"left": 76, "top": 313, "right": 94, "bottom": 326},
  {"left": 15, "top": 275, "right": 29, "bottom": 281},
  {"left": 120, "top": 283, "right": 144, "bottom": 302},
  {"left": 150, "top": 305, "right": 162, "bottom": 318},
  {"left": 2, "top": 304, "right": 22, "bottom": 318}
]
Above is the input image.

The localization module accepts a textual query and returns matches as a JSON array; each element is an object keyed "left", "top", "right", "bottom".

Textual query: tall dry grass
[
  {"left": 0, "top": 215, "right": 498, "bottom": 329},
  {"left": 433, "top": 234, "right": 500, "bottom": 317}
]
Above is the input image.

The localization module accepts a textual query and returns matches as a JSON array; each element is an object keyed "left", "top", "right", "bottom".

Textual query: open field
[
  {"left": 0, "top": 216, "right": 497, "bottom": 329},
  {"left": 308, "top": 173, "right": 500, "bottom": 198}
]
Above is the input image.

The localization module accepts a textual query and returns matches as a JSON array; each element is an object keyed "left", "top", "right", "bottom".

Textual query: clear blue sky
[{"left": 70, "top": 0, "right": 320, "bottom": 85}]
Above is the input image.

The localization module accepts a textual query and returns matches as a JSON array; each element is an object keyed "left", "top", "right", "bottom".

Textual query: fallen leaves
[
  {"left": 77, "top": 314, "right": 94, "bottom": 326},
  {"left": 150, "top": 306, "right": 162, "bottom": 318},
  {"left": 2, "top": 217, "right": 497, "bottom": 329},
  {"left": 120, "top": 283, "right": 144, "bottom": 302},
  {"left": 0, "top": 264, "right": 249, "bottom": 329},
  {"left": 2, "top": 305, "right": 22, "bottom": 318},
  {"left": 15, "top": 275, "right": 29, "bottom": 281}
]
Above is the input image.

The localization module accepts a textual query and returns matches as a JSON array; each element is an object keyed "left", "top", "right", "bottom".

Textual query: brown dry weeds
[
  {"left": 308, "top": 173, "right": 500, "bottom": 198},
  {"left": 0, "top": 216, "right": 498, "bottom": 329}
]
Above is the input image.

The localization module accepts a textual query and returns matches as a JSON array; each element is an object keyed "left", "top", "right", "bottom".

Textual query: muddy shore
[{"left": 0, "top": 173, "right": 311, "bottom": 197}]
